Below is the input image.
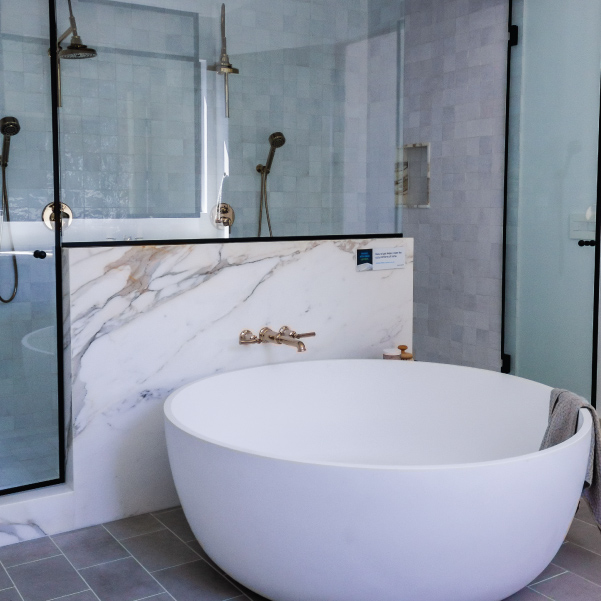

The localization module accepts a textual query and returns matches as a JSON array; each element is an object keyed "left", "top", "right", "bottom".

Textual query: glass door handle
[{"left": 578, "top": 240, "right": 596, "bottom": 247}]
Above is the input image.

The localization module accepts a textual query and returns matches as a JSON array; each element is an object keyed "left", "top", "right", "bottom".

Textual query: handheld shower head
[
  {"left": 269, "top": 132, "right": 286, "bottom": 149},
  {"left": 0, "top": 117, "right": 20, "bottom": 167},
  {"left": 0, "top": 117, "right": 20, "bottom": 137},
  {"left": 264, "top": 132, "right": 286, "bottom": 174}
]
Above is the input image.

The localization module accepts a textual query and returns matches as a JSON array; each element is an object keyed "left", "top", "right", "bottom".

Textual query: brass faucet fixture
[{"left": 239, "top": 326, "right": 316, "bottom": 353}]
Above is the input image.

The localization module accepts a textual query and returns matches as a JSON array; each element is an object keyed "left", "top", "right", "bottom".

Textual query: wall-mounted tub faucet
[{"left": 240, "top": 326, "right": 316, "bottom": 353}]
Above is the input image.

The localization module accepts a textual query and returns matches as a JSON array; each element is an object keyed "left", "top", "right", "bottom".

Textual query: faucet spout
[
  {"left": 240, "top": 325, "right": 315, "bottom": 352},
  {"left": 258, "top": 327, "right": 311, "bottom": 352}
]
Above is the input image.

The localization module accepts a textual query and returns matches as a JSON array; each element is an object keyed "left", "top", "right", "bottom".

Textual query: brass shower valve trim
[{"left": 239, "top": 326, "right": 316, "bottom": 353}]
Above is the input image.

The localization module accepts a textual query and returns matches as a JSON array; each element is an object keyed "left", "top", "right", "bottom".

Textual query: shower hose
[
  {"left": 0, "top": 163, "right": 18, "bottom": 303},
  {"left": 258, "top": 169, "right": 273, "bottom": 237}
]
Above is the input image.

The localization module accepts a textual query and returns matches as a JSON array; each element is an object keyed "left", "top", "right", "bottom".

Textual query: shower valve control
[
  {"left": 211, "top": 203, "right": 235, "bottom": 228},
  {"left": 42, "top": 202, "right": 73, "bottom": 230}
]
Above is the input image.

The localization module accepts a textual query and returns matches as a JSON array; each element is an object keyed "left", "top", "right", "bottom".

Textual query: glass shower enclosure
[
  {"left": 504, "top": 0, "right": 601, "bottom": 402},
  {"left": 0, "top": 0, "right": 62, "bottom": 493},
  {"left": 0, "top": 0, "right": 406, "bottom": 494}
]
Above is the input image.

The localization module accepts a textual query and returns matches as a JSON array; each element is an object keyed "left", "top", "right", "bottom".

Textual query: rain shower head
[
  {"left": 0, "top": 117, "right": 20, "bottom": 167},
  {"left": 59, "top": 38, "right": 97, "bottom": 59},
  {"left": 264, "top": 132, "right": 286, "bottom": 174},
  {"left": 57, "top": 0, "right": 97, "bottom": 60}
]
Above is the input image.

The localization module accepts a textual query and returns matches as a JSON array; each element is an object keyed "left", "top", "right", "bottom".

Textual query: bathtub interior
[{"left": 166, "top": 360, "right": 558, "bottom": 467}]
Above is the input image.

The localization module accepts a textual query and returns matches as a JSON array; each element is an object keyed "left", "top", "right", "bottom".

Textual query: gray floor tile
[
  {"left": 240, "top": 592, "right": 269, "bottom": 601},
  {"left": 0, "top": 565, "right": 13, "bottom": 590},
  {"left": 52, "top": 525, "right": 130, "bottom": 569},
  {"left": 151, "top": 509, "right": 195, "bottom": 543},
  {"left": 0, "top": 537, "right": 60, "bottom": 568},
  {"left": 0, "top": 589, "right": 22, "bottom": 601},
  {"left": 152, "top": 560, "right": 242, "bottom": 601},
  {"left": 552, "top": 542, "right": 601, "bottom": 586},
  {"left": 529, "top": 563, "right": 567, "bottom": 586},
  {"left": 185, "top": 541, "right": 222, "bottom": 572},
  {"left": 502, "top": 588, "right": 550, "bottom": 600},
  {"left": 532, "top": 570, "right": 601, "bottom": 600},
  {"left": 121, "top": 530, "right": 199, "bottom": 572},
  {"left": 103, "top": 515, "right": 165, "bottom": 541},
  {"left": 575, "top": 500, "right": 597, "bottom": 526},
  {"left": 7, "top": 555, "right": 88, "bottom": 601},
  {"left": 566, "top": 518, "right": 601, "bottom": 556},
  {"left": 225, "top": 580, "right": 268, "bottom": 601},
  {"left": 80, "top": 557, "right": 164, "bottom": 601}
]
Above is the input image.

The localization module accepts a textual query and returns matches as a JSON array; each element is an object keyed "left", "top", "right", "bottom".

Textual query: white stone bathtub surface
[{"left": 165, "top": 360, "right": 593, "bottom": 601}]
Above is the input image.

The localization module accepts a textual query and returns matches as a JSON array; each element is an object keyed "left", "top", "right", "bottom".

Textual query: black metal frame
[
  {"left": 63, "top": 232, "right": 403, "bottom": 249},
  {"left": 500, "top": 0, "right": 514, "bottom": 376},
  {"left": 501, "top": 0, "right": 600, "bottom": 408}
]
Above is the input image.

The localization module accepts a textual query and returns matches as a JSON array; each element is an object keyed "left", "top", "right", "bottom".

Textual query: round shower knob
[{"left": 42, "top": 202, "right": 73, "bottom": 230}]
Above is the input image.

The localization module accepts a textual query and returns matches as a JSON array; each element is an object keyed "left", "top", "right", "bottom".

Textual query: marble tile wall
[
  {"left": 0, "top": 237, "right": 413, "bottom": 544},
  {"left": 401, "top": 0, "right": 508, "bottom": 371}
]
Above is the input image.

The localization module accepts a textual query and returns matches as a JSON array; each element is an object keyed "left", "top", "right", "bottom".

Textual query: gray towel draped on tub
[{"left": 539, "top": 389, "right": 601, "bottom": 528}]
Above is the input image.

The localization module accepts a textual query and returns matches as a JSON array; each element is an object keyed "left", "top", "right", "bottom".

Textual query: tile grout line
[
  {"left": 100, "top": 524, "right": 177, "bottom": 601},
  {"left": 150, "top": 558, "right": 207, "bottom": 574},
  {"left": 107, "top": 526, "right": 167, "bottom": 542},
  {"left": 131, "top": 593, "right": 170, "bottom": 601},
  {"left": 3, "top": 552, "right": 64, "bottom": 569},
  {"left": 528, "top": 570, "right": 569, "bottom": 586},
  {"left": 525, "top": 586, "right": 555, "bottom": 600},
  {"left": 565, "top": 540, "right": 601, "bottom": 559},
  {"left": 546, "top": 563, "right": 601, "bottom": 591},
  {"left": 573, "top": 515, "right": 601, "bottom": 529},
  {"left": 45, "top": 588, "right": 93, "bottom": 601},
  {"left": 77, "top": 555, "right": 132, "bottom": 572}
]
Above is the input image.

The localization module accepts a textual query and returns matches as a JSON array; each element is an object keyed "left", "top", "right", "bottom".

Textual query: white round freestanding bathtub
[{"left": 164, "top": 360, "right": 593, "bottom": 601}]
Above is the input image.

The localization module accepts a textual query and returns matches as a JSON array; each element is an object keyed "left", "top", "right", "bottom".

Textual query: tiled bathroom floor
[{"left": 0, "top": 503, "right": 598, "bottom": 601}]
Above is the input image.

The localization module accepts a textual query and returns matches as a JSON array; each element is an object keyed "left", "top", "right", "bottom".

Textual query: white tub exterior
[{"left": 164, "top": 360, "right": 593, "bottom": 601}]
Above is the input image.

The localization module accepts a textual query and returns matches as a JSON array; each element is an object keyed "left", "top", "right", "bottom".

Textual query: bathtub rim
[{"left": 164, "top": 359, "right": 594, "bottom": 472}]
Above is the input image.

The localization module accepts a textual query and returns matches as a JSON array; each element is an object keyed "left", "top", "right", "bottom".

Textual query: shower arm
[
  {"left": 57, "top": 0, "right": 79, "bottom": 47},
  {"left": 57, "top": 18, "right": 78, "bottom": 47}
]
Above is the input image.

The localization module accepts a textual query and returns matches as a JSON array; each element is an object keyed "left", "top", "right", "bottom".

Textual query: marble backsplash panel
[{"left": 0, "top": 237, "right": 412, "bottom": 543}]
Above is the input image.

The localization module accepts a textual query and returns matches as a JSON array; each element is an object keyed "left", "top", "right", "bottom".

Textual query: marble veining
[{"left": 0, "top": 237, "right": 413, "bottom": 542}]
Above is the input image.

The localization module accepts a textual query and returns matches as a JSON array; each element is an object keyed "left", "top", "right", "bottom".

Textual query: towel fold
[{"left": 540, "top": 389, "right": 601, "bottom": 528}]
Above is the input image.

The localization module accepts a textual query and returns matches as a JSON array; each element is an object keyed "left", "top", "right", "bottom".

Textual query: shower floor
[{"left": 0, "top": 503, "right": 597, "bottom": 601}]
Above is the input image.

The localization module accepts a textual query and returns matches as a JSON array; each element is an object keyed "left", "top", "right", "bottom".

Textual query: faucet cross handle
[
  {"left": 239, "top": 329, "right": 260, "bottom": 345},
  {"left": 279, "top": 326, "right": 316, "bottom": 339}
]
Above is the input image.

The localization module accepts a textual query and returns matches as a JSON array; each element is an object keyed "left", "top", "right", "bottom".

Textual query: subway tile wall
[
  {"left": 224, "top": 0, "right": 383, "bottom": 238},
  {"left": 401, "top": 0, "right": 508, "bottom": 370},
  {"left": 59, "top": 0, "right": 202, "bottom": 219}
]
